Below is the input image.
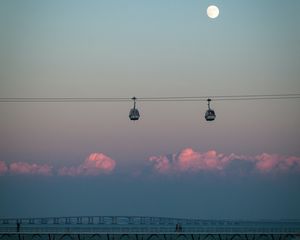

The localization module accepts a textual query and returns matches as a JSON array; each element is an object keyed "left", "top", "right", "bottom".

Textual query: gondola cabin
[
  {"left": 129, "top": 108, "right": 140, "bottom": 121},
  {"left": 205, "top": 109, "right": 216, "bottom": 121},
  {"left": 129, "top": 96, "right": 140, "bottom": 121},
  {"left": 205, "top": 98, "right": 216, "bottom": 121}
]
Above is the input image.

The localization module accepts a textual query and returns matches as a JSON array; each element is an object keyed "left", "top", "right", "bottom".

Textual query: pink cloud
[
  {"left": 58, "top": 153, "right": 116, "bottom": 176},
  {"left": 255, "top": 153, "right": 300, "bottom": 172},
  {"left": 149, "top": 156, "right": 172, "bottom": 173},
  {"left": 177, "top": 149, "right": 226, "bottom": 171},
  {"left": 9, "top": 162, "right": 53, "bottom": 176},
  {"left": 0, "top": 152, "right": 116, "bottom": 177},
  {"left": 149, "top": 148, "right": 236, "bottom": 173},
  {"left": 255, "top": 153, "right": 279, "bottom": 172},
  {"left": 149, "top": 148, "right": 300, "bottom": 174},
  {"left": 0, "top": 161, "right": 8, "bottom": 175}
]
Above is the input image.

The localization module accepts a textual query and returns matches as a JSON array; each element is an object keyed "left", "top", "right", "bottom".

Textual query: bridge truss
[{"left": 1, "top": 216, "right": 299, "bottom": 240}]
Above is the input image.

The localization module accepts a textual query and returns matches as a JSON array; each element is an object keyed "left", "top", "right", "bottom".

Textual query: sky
[{"left": 0, "top": 0, "right": 300, "bottom": 219}]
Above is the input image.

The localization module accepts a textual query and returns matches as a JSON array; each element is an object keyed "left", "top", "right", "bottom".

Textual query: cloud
[
  {"left": 9, "top": 162, "right": 53, "bottom": 176},
  {"left": 58, "top": 153, "right": 116, "bottom": 176},
  {"left": 0, "top": 153, "right": 116, "bottom": 177},
  {"left": 177, "top": 149, "right": 225, "bottom": 171},
  {"left": 0, "top": 161, "right": 8, "bottom": 175},
  {"left": 1, "top": 150, "right": 299, "bottom": 177},
  {"left": 149, "top": 155, "right": 172, "bottom": 173},
  {"left": 255, "top": 153, "right": 300, "bottom": 172},
  {"left": 149, "top": 148, "right": 300, "bottom": 174}
]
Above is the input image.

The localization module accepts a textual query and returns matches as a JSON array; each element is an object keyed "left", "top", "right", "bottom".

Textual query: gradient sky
[{"left": 0, "top": 0, "right": 300, "bottom": 219}]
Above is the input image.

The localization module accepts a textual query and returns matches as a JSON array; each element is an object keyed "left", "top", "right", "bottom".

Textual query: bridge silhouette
[{"left": 1, "top": 216, "right": 299, "bottom": 240}]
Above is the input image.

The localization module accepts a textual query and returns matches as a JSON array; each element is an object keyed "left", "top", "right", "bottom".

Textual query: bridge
[{"left": 1, "top": 216, "right": 299, "bottom": 240}]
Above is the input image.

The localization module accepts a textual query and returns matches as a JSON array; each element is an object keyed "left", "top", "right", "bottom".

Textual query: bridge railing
[
  {"left": 1, "top": 216, "right": 300, "bottom": 226},
  {"left": 1, "top": 217, "right": 300, "bottom": 234},
  {"left": 1, "top": 226, "right": 300, "bottom": 234}
]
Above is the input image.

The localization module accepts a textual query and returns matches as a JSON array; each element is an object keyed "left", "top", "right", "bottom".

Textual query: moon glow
[{"left": 207, "top": 5, "right": 220, "bottom": 19}]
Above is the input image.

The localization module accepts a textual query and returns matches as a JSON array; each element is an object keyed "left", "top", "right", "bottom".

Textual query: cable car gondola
[
  {"left": 129, "top": 97, "right": 140, "bottom": 121},
  {"left": 205, "top": 98, "right": 216, "bottom": 121}
]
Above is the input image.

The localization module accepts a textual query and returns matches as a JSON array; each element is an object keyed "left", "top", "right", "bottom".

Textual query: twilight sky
[{"left": 0, "top": 0, "right": 300, "bottom": 219}]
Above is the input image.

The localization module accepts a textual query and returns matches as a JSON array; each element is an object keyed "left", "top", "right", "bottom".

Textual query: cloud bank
[
  {"left": 0, "top": 161, "right": 52, "bottom": 176},
  {"left": 9, "top": 162, "right": 53, "bottom": 175},
  {"left": 149, "top": 148, "right": 300, "bottom": 174},
  {"left": 58, "top": 153, "right": 116, "bottom": 176},
  {"left": 1, "top": 149, "right": 300, "bottom": 176},
  {"left": 0, "top": 153, "right": 116, "bottom": 176}
]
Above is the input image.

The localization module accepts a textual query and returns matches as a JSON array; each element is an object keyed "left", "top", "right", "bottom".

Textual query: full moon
[{"left": 207, "top": 5, "right": 220, "bottom": 19}]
